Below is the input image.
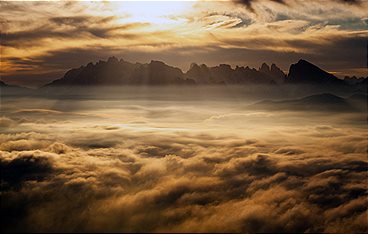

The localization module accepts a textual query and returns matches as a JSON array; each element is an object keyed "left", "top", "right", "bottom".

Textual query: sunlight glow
[{"left": 107, "top": 1, "right": 196, "bottom": 29}]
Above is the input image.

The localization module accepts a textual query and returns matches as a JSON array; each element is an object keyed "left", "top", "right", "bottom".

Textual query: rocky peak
[
  {"left": 259, "top": 63, "right": 270, "bottom": 73},
  {"left": 287, "top": 59, "right": 343, "bottom": 85},
  {"left": 107, "top": 56, "right": 119, "bottom": 64}
]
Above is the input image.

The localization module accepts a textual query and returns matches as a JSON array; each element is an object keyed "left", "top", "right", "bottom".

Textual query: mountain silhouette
[
  {"left": 0, "top": 80, "right": 32, "bottom": 95},
  {"left": 344, "top": 76, "right": 366, "bottom": 85},
  {"left": 184, "top": 62, "right": 286, "bottom": 85},
  {"left": 259, "top": 63, "right": 286, "bottom": 84},
  {"left": 0, "top": 80, "right": 8, "bottom": 87},
  {"left": 47, "top": 57, "right": 288, "bottom": 87},
  {"left": 46, "top": 57, "right": 195, "bottom": 87},
  {"left": 0, "top": 80, "right": 28, "bottom": 89},
  {"left": 251, "top": 93, "right": 358, "bottom": 112},
  {"left": 132, "top": 60, "right": 195, "bottom": 85},
  {"left": 43, "top": 58, "right": 363, "bottom": 89},
  {"left": 287, "top": 59, "right": 345, "bottom": 85}
]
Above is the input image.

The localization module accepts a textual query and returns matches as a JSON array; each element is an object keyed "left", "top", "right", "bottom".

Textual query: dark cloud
[
  {"left": 0, "top": 153, "right": 53, "bottom": 189},
  {"left": 339, "top": 0, "right": 361, "bottom": 4},
  {"left": 1, "top": 26, "right": 78, "bottom": 47},
  {"left": 1, "top": 16, "right": 146, "bottom": 48},
  {"left": 68, "top": 133, "right": 123, "bottom": 149},
  {"left": 234, "top": 0, "right": 287, "bottom": 12},
  {"left": 49, "top": 16, "right": 116, "bottom": 26},
  {"left": 234, "top": 0, "right": 361, "bottom": 12},
  {"left": 235, "top": 0, "right": 256, "bottom": 12}
]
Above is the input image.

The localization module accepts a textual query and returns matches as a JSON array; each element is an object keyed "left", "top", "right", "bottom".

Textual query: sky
[{"left": 0, "top": 0, "right": 367, "bottom": 87}]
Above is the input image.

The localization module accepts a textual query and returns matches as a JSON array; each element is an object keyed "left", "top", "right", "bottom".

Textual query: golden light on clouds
[
  {"left": 0, "top": 0, "right": 367, "bottom": 86},
  {"left": 1, "top": 87, "right": 367, "bottom": 232},
  {"left": 1, "top": 2, "right": 367, "bottom": 233}
]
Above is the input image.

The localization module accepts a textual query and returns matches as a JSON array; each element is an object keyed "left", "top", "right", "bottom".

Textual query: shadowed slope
[{"left": 287, "top": 59, "right": 345, "bottom": 85}]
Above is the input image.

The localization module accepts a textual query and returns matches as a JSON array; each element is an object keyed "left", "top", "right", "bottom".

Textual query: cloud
[
  {"left": 1, "top": 0, "right": 368, "bottom": 86},
  {"left": 13, "top": 109, "right": 64, "bottom": 115},
  {"left": 233, "top": 0, "right": 362, "bottom": 12},
  {"left": 234, "top": 0, "right": 287, "bottom": 12},
  {"left": 0, "top": 151, "right": 54, "bottom": 189},
  {"left": 0, "top": 105, "right": 366, "bottom": 232},
  {"left": 0, "top": 139, "right": 49, "bottom": 152},
  {"left": 0, "top": 117, "right": 16, "bottom": 128},
  {"left": 0, "top": 16, "right": 147, "bottom": 48}
]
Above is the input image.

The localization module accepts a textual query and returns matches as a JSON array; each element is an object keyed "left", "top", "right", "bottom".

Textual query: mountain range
[
  {"left": 251, "top": 93, "right": 367, "bottom": 112},
  {"left": 0, "top": 58, "right": 367, "bottom": 89},
  {"left": 40, "top": 58, "right": 366, "bottom": 88}
]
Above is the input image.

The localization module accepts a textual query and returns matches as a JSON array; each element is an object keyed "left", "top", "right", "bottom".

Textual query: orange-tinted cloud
[{"left": 0, "top": 0, "right": 367, "bottom": 87}]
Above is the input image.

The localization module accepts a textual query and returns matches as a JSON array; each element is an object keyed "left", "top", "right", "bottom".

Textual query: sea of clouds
[{"left": 0, "top": 93, "right": 367, "bottom": 232}]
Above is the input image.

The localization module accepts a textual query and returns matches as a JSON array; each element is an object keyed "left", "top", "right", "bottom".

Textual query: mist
[{"left": 1, "top": 86, "right": 367, "bottom": 232}]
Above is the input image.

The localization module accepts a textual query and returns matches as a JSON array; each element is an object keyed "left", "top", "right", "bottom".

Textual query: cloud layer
[{"left": 1, "top": 92, "right": 367, "bottom": 232}]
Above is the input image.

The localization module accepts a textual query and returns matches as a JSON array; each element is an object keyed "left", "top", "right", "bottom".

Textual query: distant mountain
[
  {"left": 344, "top": 76, "right": 366, "bottom": 85},
  {"left": 287, "top": 59, "right": 345, "bottom": 85},
  {"left": 0, "top": 80, "right": 8, "bottom": 87},
  {"left": 259, "top": 63, "right": 286, "bottom": 84},
  {"left": 0, "top": 80, "right": 33, "bottom": 95},
  {"left": 45, "top": 57, "right": 288, "bottom": 87},
  {"left": 132, "top": 60, "right": 195, "bottom": 85},
  {"left": 251, "top": 93, "right": 358, "bottom": 112},
  {"left": 44, "top": 57, "right": 364, "bottom": 89},
  {"left": 186, "top": 62, "right": 285, "bottom": 85},
  {"left": 46, "top": 57, "right": 195, "bottom": 87},
  {"left": 186, "top": 63, "right": 212, "bottom": 84},
  {"left": 0, "top": 80, "right": 27, "bottom": 89}
]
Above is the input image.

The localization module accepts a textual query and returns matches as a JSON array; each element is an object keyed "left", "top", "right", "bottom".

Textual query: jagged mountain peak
[
  {"left": 107, "top": 56, "right": 119, "bottom": 63},
  {"left": 43, "top": 58, "right": 358, "bottom": 88},
  {"left": 259, "top": 63, "right": 270, "bottom": 73},
  {"left": 287, "top": 59, "right": 344, "bottom": 85}
]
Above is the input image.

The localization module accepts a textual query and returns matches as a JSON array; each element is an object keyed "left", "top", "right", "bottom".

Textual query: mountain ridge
[
  {"left": 250, "top": 93, "right": 362, "bottom": 112},
  {"left": 286, "top": 59, "right": 345, "bottom": 85},
  {"left": 2, "top": 58, "right": 366, "bottom": 88},
  {"left": 44, "top": 57, "right": 291, "bottom": 87}
]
